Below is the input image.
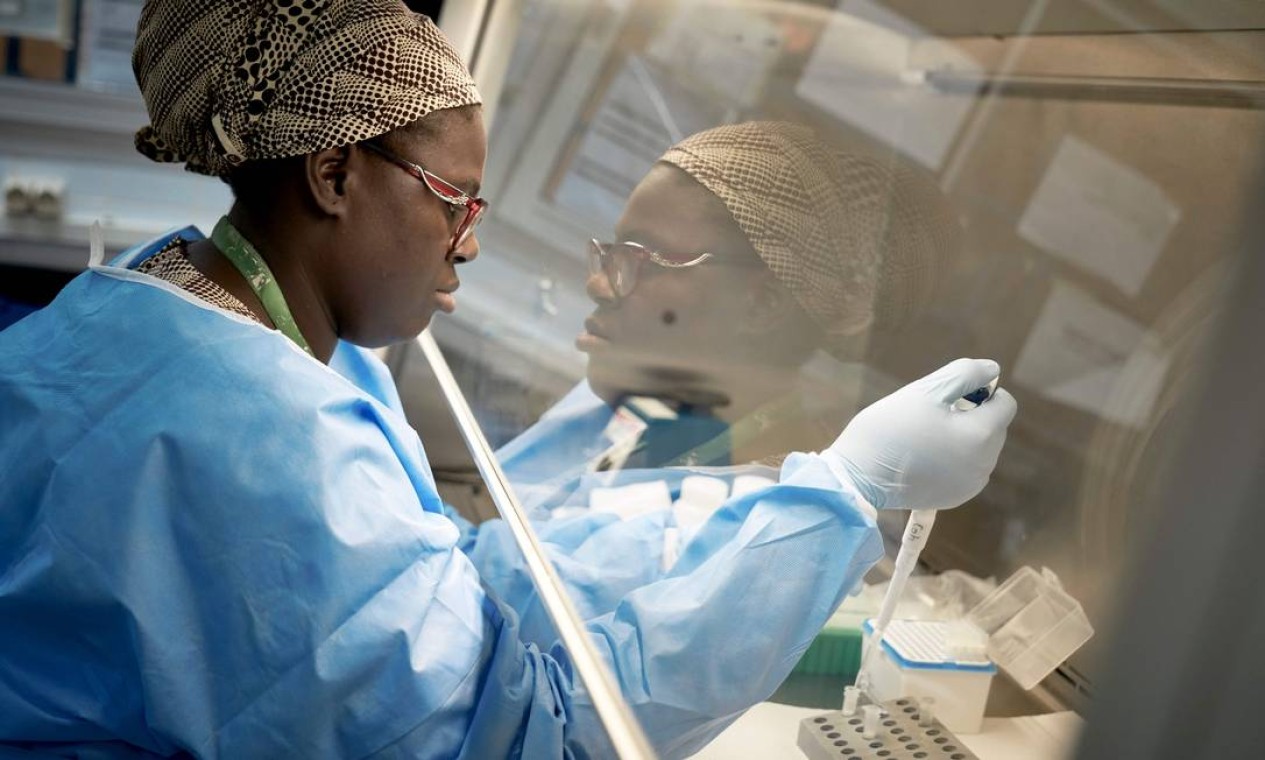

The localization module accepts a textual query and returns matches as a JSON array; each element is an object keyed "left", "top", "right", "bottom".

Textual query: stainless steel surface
[
  {"left": 415, "top": 330, "right": 658, "bottom": 760},
  {"left": 0, "top": 76, "right": 145, "bottom": 136},
  {"left": 0, "top": 218, "right": 134, "bottom": 271},
  {"left": 866, "top": 0, "right": 1265, "bottom": 37},
  {"left": 925, "top": 71, "right": 1265, "bottom": 109}
]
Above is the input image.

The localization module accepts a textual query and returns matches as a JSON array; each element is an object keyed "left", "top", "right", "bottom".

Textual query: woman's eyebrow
[{"left": 614, "top": 228, "right": 657, "bottom": 248}]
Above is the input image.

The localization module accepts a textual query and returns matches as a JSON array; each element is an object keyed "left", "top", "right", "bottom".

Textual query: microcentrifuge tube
[
  {"left": 861, "top": 705, "right": 882, "bottom": 739},
  {"left": 917, "top": 696, "right": 935, "bottom": 727},
  {"left": 842, "top": 685, "right": 860, "bottom": 716}
]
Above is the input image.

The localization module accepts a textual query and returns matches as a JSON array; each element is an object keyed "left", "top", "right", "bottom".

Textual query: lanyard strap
[
  {"left": 210, "top": 217, "right": 314, "bottom": 357},
  {"left": 659, "top": 392, "right": 803, "bottom": 468}
]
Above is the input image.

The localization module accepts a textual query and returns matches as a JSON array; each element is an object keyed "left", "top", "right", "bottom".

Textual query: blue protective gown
[
  {"left": 471, "top": 384, "right": 862, "bottom": 651},
  {"left": 0, "top": 229, "right": 883, "bottom": 759},
  {"left": 496, "top": 381, "right": 618, "bottom": 516}
]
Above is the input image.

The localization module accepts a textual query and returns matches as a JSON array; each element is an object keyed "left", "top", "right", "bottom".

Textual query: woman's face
[
  {"left": 578, "top": 164, "right": 776, "bottom": 405},
  {"left": 332, "top": 108, "right": 487, "bottom": 347}
]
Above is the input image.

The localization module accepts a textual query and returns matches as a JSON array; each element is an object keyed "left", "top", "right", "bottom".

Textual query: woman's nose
[
  {"left": 585, "top": 269, "right": 618, "bottom": 304},
  {"left": 450, "top": 232, "right": 479, "bottom": 264}
]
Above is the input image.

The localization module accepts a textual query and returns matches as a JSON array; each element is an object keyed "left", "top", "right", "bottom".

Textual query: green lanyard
[
  {"left": 210, "top": 216, "right": 314, "bottom": 357},
  {"left": 659, "top": 392, "right": 804, "bottom": 468}
]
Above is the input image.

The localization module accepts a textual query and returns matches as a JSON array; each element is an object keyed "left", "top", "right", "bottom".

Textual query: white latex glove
[{"left": 825, "top": 358, "right": 1018, "bottom": 511}]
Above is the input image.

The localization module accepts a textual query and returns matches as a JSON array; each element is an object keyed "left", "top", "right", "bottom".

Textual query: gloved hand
[{"left": 824, "top": 358, "right": 1018, "bottom": 511}]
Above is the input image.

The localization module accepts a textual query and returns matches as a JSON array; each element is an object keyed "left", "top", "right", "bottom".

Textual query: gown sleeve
[
  {"left": 1, "top": 319, "right": 880, "bottom": 758},
  {"left": 138, "top": 379, "right": 876, "bottom": 757},
  {"left": 300, "top": 344, "right": 884, "bottom": 757}
]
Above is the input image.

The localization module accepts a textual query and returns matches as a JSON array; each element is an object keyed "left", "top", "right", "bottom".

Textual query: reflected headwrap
[
  {"left": 132, "top": 0, "right": 481, "bottom": 177},
  {"left": 659, "top": 122, "right": 960, "bottom": 345}
]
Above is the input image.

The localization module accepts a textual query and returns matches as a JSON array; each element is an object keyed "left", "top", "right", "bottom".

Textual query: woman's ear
[
  {"left": 739, "top": 275, "right": 798, "bottom": 337},
  {"left": 305, "top": 145, "right": 353, "bottom": 216},
  {"left": 737, "top": 274, "right": 830, "bottom": 363}
]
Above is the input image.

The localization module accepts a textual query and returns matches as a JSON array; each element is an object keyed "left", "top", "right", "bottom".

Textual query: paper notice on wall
[
  {"left": 0, "top": 0, "right": 72, "bottom": 43},
  {"left": 644, "top": 3, "right": 782, "bottom": 109},
  {"left": 794, "top": 0, "right": 978, "bottom": 169},
  {"left": 77, "top": 0, "right": 144, "bottom": 93},
  {"left": 1013, "top": 280, "right": 1170, "bottom": 428},
  {"left": 552, "top": 55, "right": 724, "bottom": 233},
  {"left": 1019, "top": 135, "right": 1180, "bottom": 297}
]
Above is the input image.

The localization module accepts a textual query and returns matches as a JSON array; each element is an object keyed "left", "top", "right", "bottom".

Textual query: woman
[
  {"left": 0, "top": 2, "right": 1012, "bottom": 758},
  {"left": 463, "top": 124, "right": 1016, "bottom": 709},
  {"left": 498, "top": 122, "right": 964, "bottom": 503}
]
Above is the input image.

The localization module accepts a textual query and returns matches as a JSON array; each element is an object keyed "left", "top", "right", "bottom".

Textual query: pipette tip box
[{"left": 861, "top": 620, "right": 996, "bottom": 734}]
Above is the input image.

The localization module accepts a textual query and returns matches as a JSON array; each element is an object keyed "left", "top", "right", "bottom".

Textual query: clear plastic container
[{"left": 967, "top": 567, "right": 1095, "bottom": 690}]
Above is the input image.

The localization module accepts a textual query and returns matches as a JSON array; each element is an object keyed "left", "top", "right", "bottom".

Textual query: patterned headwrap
[
  {"left": 660, "top": 122, "right": 960, "bottom": 348},
  {"left": 132, "top": 0, "right": 481, "bottom": 177}
]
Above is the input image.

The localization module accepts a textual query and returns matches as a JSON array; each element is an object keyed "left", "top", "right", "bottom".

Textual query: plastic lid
[
  {"left": 966, "top": 566, "right": 1095, "bottom": 690},
  {"left": 944, "top": 619, "right": 990, "bottom": 661},
  {"left": 862, "top": 619, "right": 997, "bottom": 673}
]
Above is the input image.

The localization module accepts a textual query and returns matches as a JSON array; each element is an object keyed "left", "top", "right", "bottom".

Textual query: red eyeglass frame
[{"left": 361, "top": 140, "right": 488, "bottom": 252}]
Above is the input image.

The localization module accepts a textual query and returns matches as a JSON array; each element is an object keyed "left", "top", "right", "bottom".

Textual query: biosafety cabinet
[{"left": 3, "top": 2, "right": 1264, "bottom": 758}]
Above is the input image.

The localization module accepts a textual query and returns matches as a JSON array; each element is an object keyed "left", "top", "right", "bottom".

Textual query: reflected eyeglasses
[
  {"left": 588, "top": 239, "right": 714, "bottom": 298},
  {"left": 361, "top": 140, "right": 488, "bottom": 252}
]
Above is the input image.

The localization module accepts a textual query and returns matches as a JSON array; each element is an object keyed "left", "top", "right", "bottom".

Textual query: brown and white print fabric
[
  {"left": 660, "top": 122, "right": 961, "bottom": 350},
  {"left": 135, "top": 240, "right": 260, "bottom": 323},
  {"left": 132, "top": 0, "right": 481, "bottom": 177}
]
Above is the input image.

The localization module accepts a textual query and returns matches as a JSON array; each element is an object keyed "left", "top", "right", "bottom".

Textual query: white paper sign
[
  {"left": 553, "top": 55, "right": 724, "bottom": 233},
  {"left": 0, "top": 0, "right": 72, "bottom": 43},
  {"left": 77, "top": 0, "right": 144, "bottom": 93},
  {"left": 794, "top": 0, "right": 978, "bottom": 169},
  {"left": 644, "top": 3, "right": 781, "bottom": 109},
  {"left": 1013, "top": 280, "right": 1169, "bottom": 428},
  {"left": 1019, "top": 135, "right": 1181, "bottom": 297}
]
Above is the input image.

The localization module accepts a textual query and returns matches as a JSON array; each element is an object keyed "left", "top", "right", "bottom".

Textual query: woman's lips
[{"left": 576, "top": 317, "right": 611, "bottom": 350}]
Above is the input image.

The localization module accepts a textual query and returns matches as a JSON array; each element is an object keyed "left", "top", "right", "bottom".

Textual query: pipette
[
  {"left": 854, "top": 508, "right": 937, "bottom": 696},
  {"left": 851, "top": 378, "right": 999, "bottom": 700},
  {"left": 954, "top": 376, "right": 999, "bottom": 412}
]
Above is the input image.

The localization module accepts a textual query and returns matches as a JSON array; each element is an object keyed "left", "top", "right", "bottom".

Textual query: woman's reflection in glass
[{"left": 560, "top": 121, "right": 961, "bottom": 471}]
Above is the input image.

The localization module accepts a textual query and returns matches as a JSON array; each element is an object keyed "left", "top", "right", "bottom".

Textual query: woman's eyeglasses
[
  {"left": 361, "top": 140, "right": 488, "bottom": 252},
  {"left": 588, "top": 239, "right": 714, "bottom": 299}
]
